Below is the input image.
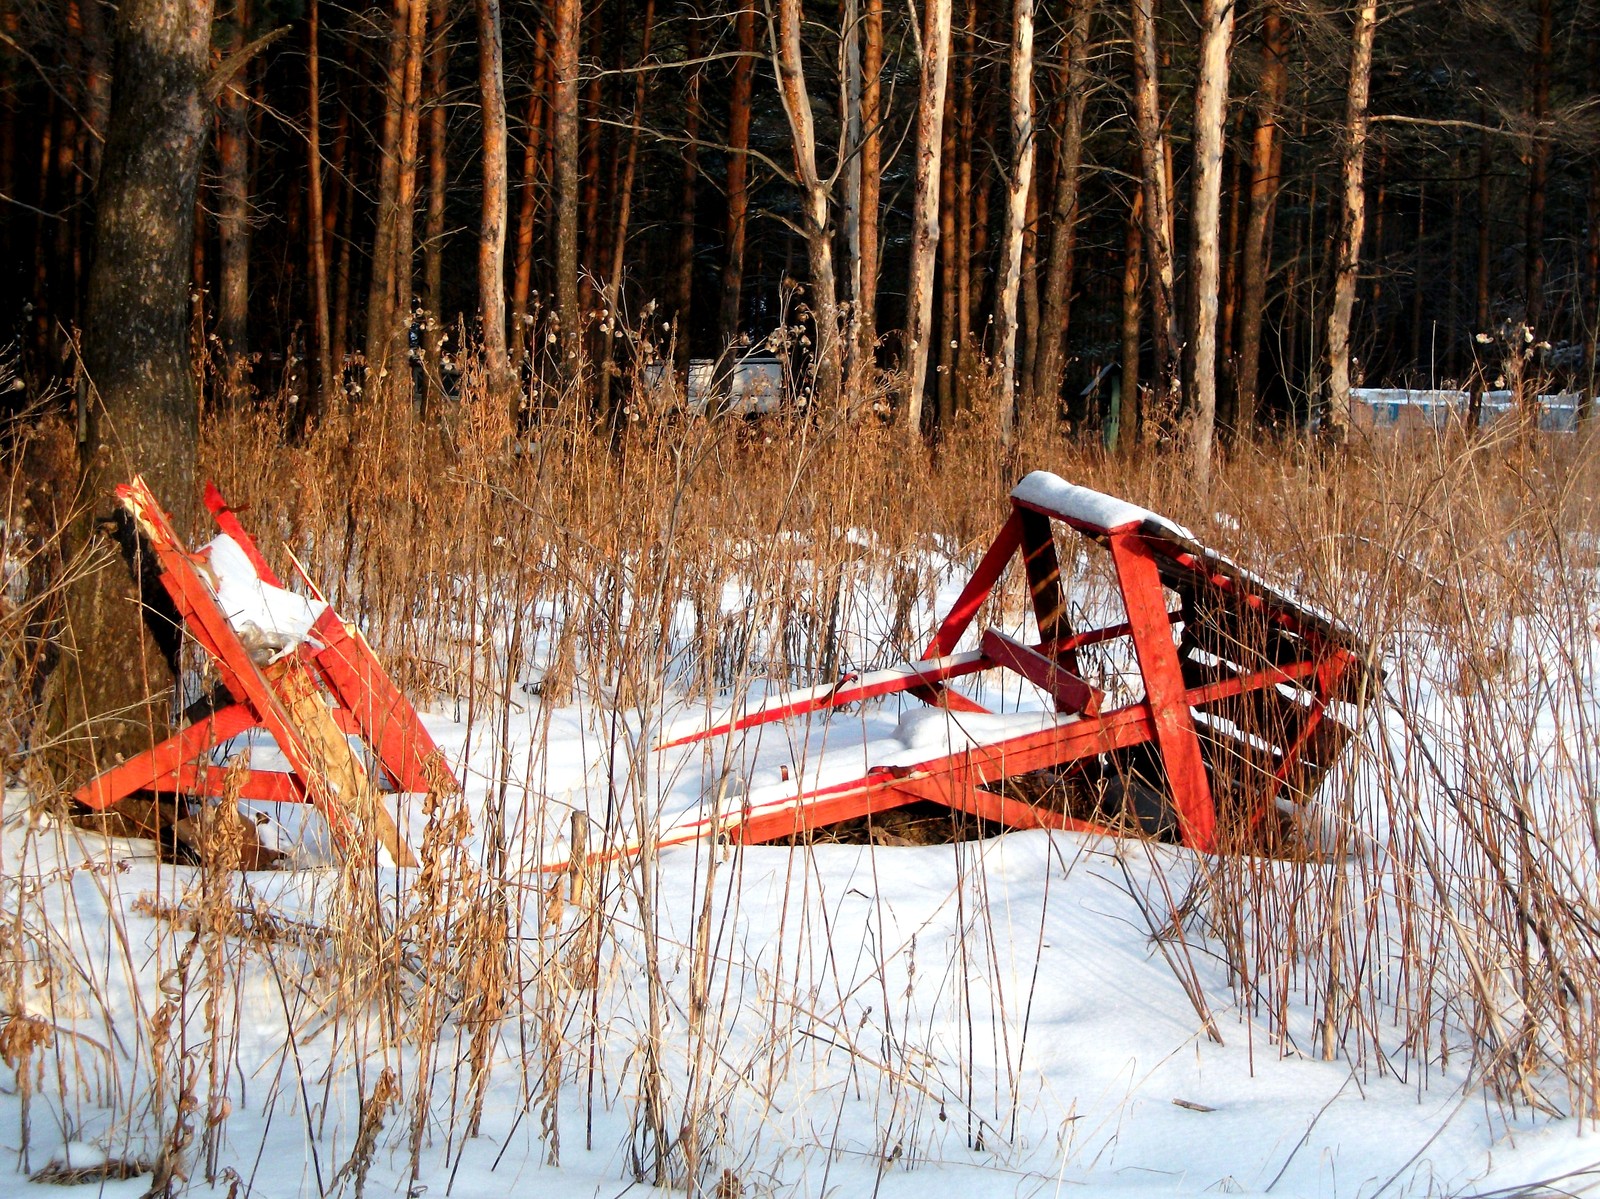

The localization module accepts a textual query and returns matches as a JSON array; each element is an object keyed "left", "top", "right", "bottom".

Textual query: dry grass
[{"left": 4, "top": 358, "right": 1600, "bottom": 1192}]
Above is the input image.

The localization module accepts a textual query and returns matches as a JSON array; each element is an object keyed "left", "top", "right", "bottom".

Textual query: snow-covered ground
[{"left": 4, "top": 493, "right": 1599, "bottom": 1198}]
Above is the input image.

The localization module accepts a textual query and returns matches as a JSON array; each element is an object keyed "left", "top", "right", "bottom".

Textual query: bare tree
[
  {"left": 1324, "top": 0, "right": 1379, "bottom": 443},
  {"left": 994, "top": 0, "right": 1036, "bottom": 444},
  {"left": 903, "top": 0, "right": 954, "bottom": 432},
  {"left": 1131, "top": 0, "right": 1179, "bottom": 434},
  {"left": 553, "top": 0, "right": 583, "bottom": 375},
  {"left": 720, "top": 0, "right": 757, "bottom": 354},
  {"left": 306, "top": 0, "right": 334, "bottom": 412},
  {"left": 477, "top": 0, "right": 513, "bottom": 401},
  {"left": 1235, "top": 0, "right": 1287, "bottom": 435},
  {"left": 216, "top": 0, "right": 252, "bottom": 400},
  {"left": 1185, "top": 0, "right": 1237, "bottom": 493}
]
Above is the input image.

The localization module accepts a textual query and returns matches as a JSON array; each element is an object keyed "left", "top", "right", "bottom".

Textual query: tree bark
[
  {"left": 1130, "top": 0, "right": 1179, "bottom": 436},
  {"left": 1235, "top": 1, "right": 1286, "bottom": 435},
  {"left": 53, "top": 0, "right": 215, "bottom": 778},
  {"left": 774, "top": 0, "right": 841, "bottom": 404},
  {"left": 389, "top": 0, "right": 428, "bottom": 403},
  {"left": 857, "top": 0, "right": 883, "bottom": 373},
  {"left": 720, "top": 0, "right": 757, "bottom": 354},
  {"left": 902, "top": 0, "right": 954, "bottom": 433},
  {"left": 215, "top": 0, "right": 252, "bottom": 401},
  {"left": 422, "top": 0, "right": 450, "bottom": 411},
  {"left": 476, "top": 0, "right": 513, "bottom": 404},
  {"left": 672, "top": 16, "right": 703, "bottom": 371},
  {"left": 597, "top": 0, "right": 655, "bottom": 420},
  {"left": 1118, "top": 185, "right": 1145, "bottom": 449},
  {"left": 510, "top": 26, "right": 546, "bottom": 372},
  {"left": 1525, "top": 0, "right": 1551, "bottom": 327},
  {"left": 1324, "top": 0, "right": 1378, "bottom": 444},
  {"left": 553, "top": 0, "right": 583, "bottom": 375},
  {"left": 1031, "top": 0, "right": 1093, "bottom": 415},
  {"left": 306, "top": 0, "right": 334, "bottom": 417},
  {"left": 363, "top": 0, "right": 409, "bottom": 396},
  {"left": 993, "top": 0, "right": 1036, "bottom": 444},
  {"left": 937, "top": 82, "right": 959, "bottom": 427},
  {"left": 1185, "top": 0, "right": 1236, "bottom": 494}
]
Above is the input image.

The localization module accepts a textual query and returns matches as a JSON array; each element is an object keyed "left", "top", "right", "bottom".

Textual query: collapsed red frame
[
  {"left": 655, "top": 472, "right": 1372, "bottom": 856},
  {"left": 74, "top": 478, "right": 453, "bottom": 867}
]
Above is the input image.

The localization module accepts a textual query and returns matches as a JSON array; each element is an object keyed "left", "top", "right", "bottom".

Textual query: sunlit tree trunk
[
  {"left": 857, "top": 0, "right": 883, "bottom": 373},
  {"left": 1235, "top": 1, "right": 1286, "bottom": 435},
  {"left": 1118, "top": 185, "right": 1145, "bottom": 449},
  {"left": 553, "top": 0, "right": 582, "bottom": 375},
  {"left": 1185, "top": 0, "right": 1236, "bottom": 494},
  {"left": 774, "top": 0, "right": 841, "bottom": 403},
  {"left": 510, "top": 25, "right": 545, "bottom": 371},
  {"left": 1324, "top": 0, "right": 1378, "bottom": 444},
  {"left": 476, "top": 0, "right": 513, "bottom": 404},
  {"left": 364, "top": 0, "right": 409, "bottom": 395},
  {"left": 1131, "top": 0, "right": 1178, "bottom": 435},
  {"left": 672, "top": 17, "right": 703, "bottom": 371},
  {"left": 390, "top": 0, "right": 427, "bottom": 397},
  {"left": 903, "top": 0, "right": 954, "bottom": 433},
  {"left": 52, "top": 0, "right": 215, "bottom": 776},
  {"left": 994, "top": 0, "right": 1035, "bottom": 444}
]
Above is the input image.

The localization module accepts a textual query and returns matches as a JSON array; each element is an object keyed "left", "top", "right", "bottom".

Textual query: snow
[
  {"left": 199, "top": 533, "right": 328, "bottom": 659},
  {"left": 1012, "top": 470, "right": 1185, "bottom": 535},
  {"left": 2, "top": 518, "right": 1596, "bottom": 1199}
]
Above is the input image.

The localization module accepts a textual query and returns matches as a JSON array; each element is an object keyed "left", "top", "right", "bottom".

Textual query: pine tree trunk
[
  {"left": 597, "top": 0, "right": 654, "bottom": 420},
  {"left": 1235, "top": 2, "right": 1286, "bottom": 434},
  {"left": 52, "top": 0, "right": 214, "bottom": 777},
  {"left": 364, "top": 0, "right": 409, "bottom": 396},
  {"left": 422, "top": 0, "right": 450, "bottom": 411},
  {"left": 1185, "top": 0, "right": 1236, "bottom": 494},
  {"left": 216, "top": 0, "right": 252, "bottom": 402},
  {"left": 1031, "top": 0, "right": 1093, "bottom": 413},
  {"left": 774, "top": 0, "right": 841, "bottom": 404},
  {"left": 1525, "top": 0, "right": 1551, "bottom": 327},
  {"left": 937, "top": 83, "right": 959, "bottom": 428},
  {"left": 857, "top": 0, "right": 883, "bottom": 371},
  {"left": 993, "top": 0, "right": 1035, "bottom": 445},
  {"left": 476, "top": 0, "right": 513, "bottom": 403},
  {"left": 553, "top": 0, "right": 583, "bottom": 376},
  {"left": 1118, "top": 185, "right": 1145, "bottom": 449},
  {"left": 902, "top": 0, "right": 954, "bottom": 433},
  {"left": 510, "top": 26, "right": 545, "bottom": 372},
  {"left": 306, "top": 0, "right": 334, "bottom": 416},
  {"left": 1324, "top": 0, "right": 1378, "bottom": 444},
  {"left": 389, "top": 0, "right": 427, "bottom": 404},
  {"left": 720, "top": 0, "right": 756, "bottom": 354},
  {"left": 1131, "top": 0, "right": 1179, "bottom": 435},
  {"left": 841, "top": 0, "right": 863, "bottom": 388},
  {"left": 672, "top": 17, "right": 702, "bottom": 371}
]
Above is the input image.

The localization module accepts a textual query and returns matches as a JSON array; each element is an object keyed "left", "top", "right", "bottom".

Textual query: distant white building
[{"left": 1351, "top": 388, "right": 1582, "bottom": 432}]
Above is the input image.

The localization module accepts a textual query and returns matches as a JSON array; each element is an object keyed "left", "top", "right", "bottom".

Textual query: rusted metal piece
[
  {"left": 661, "top": 471, "right": 1374, "bottom": 856},
  {"left": 73, "top": 478, "right": 450, "bottom": 868}
]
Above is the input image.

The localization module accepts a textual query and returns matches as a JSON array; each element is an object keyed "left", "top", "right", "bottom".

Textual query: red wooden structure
[
  {"left": 654, "top": 472, "right": 1372, "bottom": 855},
  {"left": 74, "top": 478, "right": 452, "bottom": 867}
]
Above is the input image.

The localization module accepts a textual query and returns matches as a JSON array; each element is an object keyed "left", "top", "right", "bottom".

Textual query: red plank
[
  {"left": 980, "top": 629, "right": 1102, "bottom": 716},
  {"left": 922, "top": 511, "right": 1025, "bottom": 660},
  {"left": 1108, "top": 531, "right": 1217, "bottom": 851},
  {"left": 203, "top": 481, "right": 284, "bottom": 585},
  {"left": 74, "top": 703, "right": 259, "bottom": 810}
]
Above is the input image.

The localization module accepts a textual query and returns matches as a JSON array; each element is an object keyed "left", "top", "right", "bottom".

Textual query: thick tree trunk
[
  {"left": 52, "top": 0, "right": 215, "bottom": 778},
  {"left": 477, "top": 0, "right": 513, "bottom": 403},
  {"left": 1131, "top": 0, "right": 1179, "bottom": 435},
  {"left": 720, "top": 0, "right": 757, "bottom": 354},
  {"left": 306, "top": 0, "right": 334, "bottom": 416},
  {"left": 1235, "top": 2, "right": 1286, "bottom": 434},
  {"left": 1031, "top": 0, "right": 1093, "bottom": 414},
  {"left": 216, "top": 0, "right": 252, "bottom": 401},
  {"left": 993, "top": 0, "right": 1036, "bottom": 444},
  {"left": 774, "top": 0, "right": 841, "bottom": 403},
  {"left": 1324, "top": 0, "right": 1378, "bottom": 444},
  {"left": 841, "top": 0, "right": 863, "bottom": 388},
  {"left": 1185, "top": 0, "right": 1236, "bottom": 494},
  {"left": 553, "top": 0, "right": 583, "bottom": 375},
  {"left": 903, "top": 0, "right": 954, "bottom": 433},
  {"left": 389, "top": 0, "right": 428, "bottom": 402},
  {"left": 937, "top": 86, "right": 959, "bottom": 428}
]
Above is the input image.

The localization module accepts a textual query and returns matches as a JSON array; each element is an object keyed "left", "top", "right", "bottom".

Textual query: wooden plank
[
  {"left": 1108, "top": 531, "right": 1217, "bottom": 851},
  {"left": 922, "top": 511, "right": 1024, "bottom": 659},
  {"left": 1019, "top": 509, "right": 1080, "bottom": 674},
  {"left": 980, "top": 629, "right": 1102, "bottom": 716},
  {"left": 74, "top": 703, "right": 258, "bottom": 810}
]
